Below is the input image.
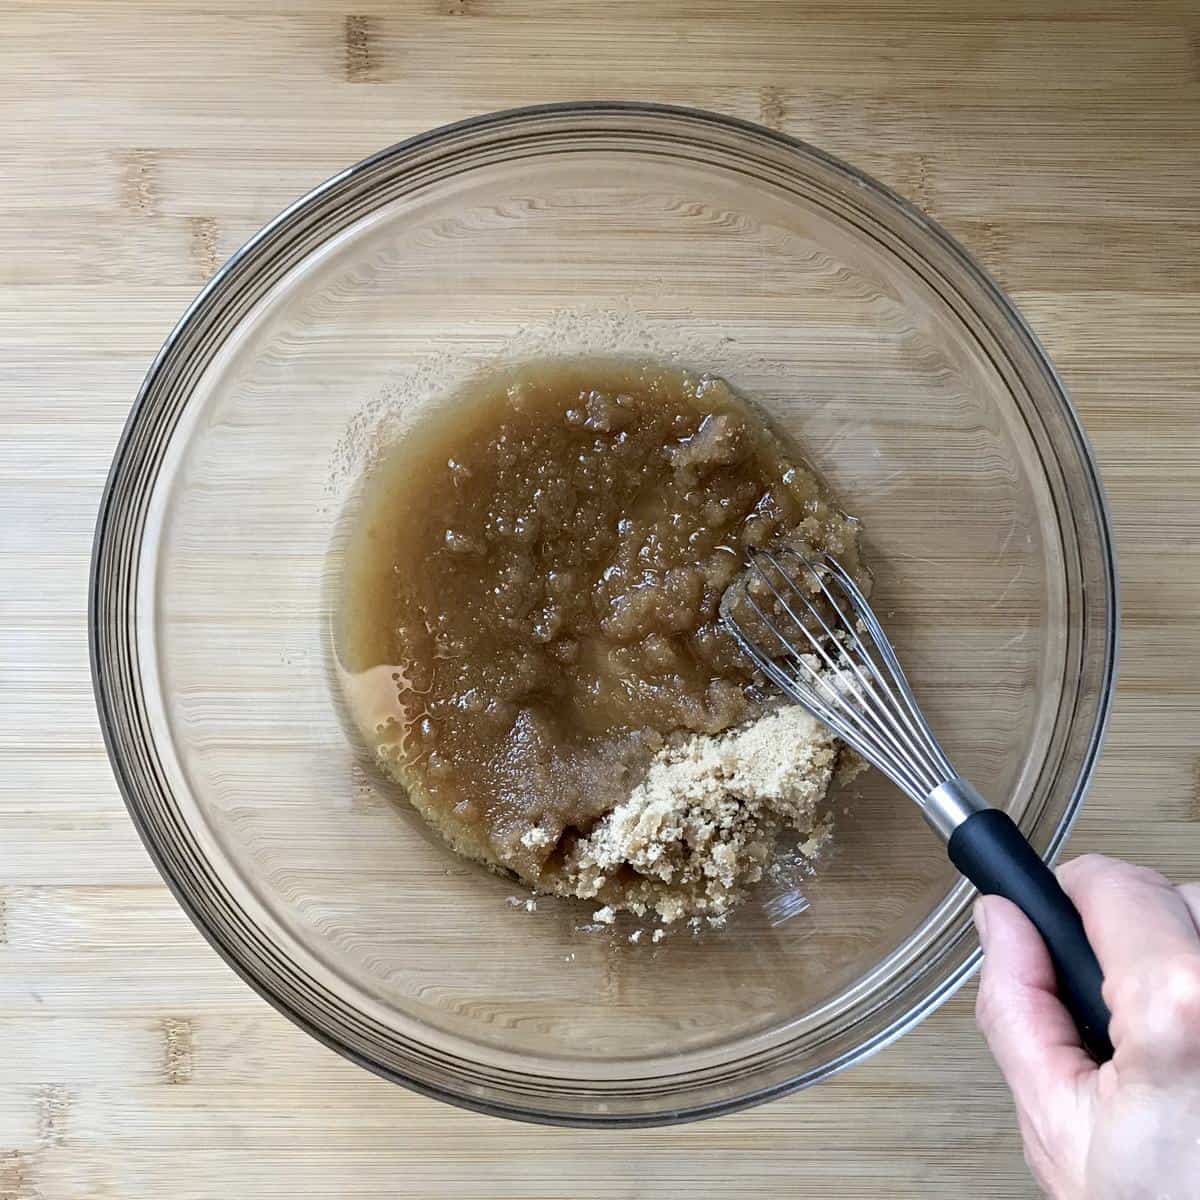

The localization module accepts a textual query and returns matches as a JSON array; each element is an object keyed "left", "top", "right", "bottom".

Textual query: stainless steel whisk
[{"left": 721, "top": 546, "right": 1114, "bottom": 1061}]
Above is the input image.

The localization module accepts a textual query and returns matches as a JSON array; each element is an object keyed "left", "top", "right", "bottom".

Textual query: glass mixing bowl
[{"left": 91, "top": 103, "right": 1116, "bottom": 1125}]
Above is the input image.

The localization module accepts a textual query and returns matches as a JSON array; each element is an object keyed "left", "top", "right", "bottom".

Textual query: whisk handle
[{"left": 948, "top": 807, "right": 1113, "bottom": 1062}]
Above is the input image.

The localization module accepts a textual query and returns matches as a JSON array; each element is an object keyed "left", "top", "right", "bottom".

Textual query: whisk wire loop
[
  {"left": 722, "top": 547, "right": 958, "bottom": 804},
  {"left": 753, "top": 550, "right": 941, "bottom": 793}
]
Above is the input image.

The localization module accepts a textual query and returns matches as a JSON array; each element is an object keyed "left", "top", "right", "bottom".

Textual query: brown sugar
[{"left": 560, "top": 703, "right": 838, "bottom": 924}]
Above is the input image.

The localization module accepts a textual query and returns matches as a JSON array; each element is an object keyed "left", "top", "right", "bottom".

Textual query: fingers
[
  {"left": 1058, "top": 855, "right": 1200, "bottom": 1075},
  {"left": 974, "top": 894, "right": 1097, "bottom": 1154},
  {"left": 1058, "top": 855, "right": 1200, "bottom": 976}
]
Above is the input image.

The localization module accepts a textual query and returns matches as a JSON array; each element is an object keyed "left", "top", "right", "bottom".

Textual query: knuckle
[
  {"left": 1111, "top": 953, "right": 1200, "bottom": 1033},
  {"left": 1152, "top": 955, "right": 1200, "bottom": 1025},
  {"left": 1058, "top": 855, "right": 1171, "bottom": 906},
  {"left": 1058, "top": 852, "right": 1155, "bottom": 889},
  {"left": 1056, "top": 852, "right": 1109, "bottom": 887}
]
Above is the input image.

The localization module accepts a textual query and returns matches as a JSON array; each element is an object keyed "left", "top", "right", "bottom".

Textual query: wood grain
[{"left": 2, "top": 2, "right": 1199, "bottom": 1196}]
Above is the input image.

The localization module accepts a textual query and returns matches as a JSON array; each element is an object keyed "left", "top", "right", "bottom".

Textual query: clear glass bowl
[{"left": 91, "top": 103, "right": 1116, "bottom": 1125}]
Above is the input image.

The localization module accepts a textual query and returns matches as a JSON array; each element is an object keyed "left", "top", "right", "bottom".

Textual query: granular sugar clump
[{"left": 565, "top": 704, "right": 837, "bottom": 924}]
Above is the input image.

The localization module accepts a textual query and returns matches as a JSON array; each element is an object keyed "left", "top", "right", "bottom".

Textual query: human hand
[{"left": 974, "top": 854, "right": 1200, "bottom": 1199}]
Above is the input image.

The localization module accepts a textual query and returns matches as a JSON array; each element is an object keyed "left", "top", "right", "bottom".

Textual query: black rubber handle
[{"left": 948, "top": 808, "right": 1113, "bottom": 1062}]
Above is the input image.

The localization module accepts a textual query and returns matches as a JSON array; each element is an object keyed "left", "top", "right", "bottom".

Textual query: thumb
[{"left": 974, "top": 895, "right": 1098, "bottom": 1176}]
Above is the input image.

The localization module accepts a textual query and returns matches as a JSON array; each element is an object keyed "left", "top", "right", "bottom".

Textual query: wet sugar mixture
[{"left": 338, "top": 358, "right": 865, "bottom": 923}]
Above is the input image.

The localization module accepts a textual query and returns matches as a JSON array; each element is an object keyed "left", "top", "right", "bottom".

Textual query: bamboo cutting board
[{"left": 2, "top": 3, "right": 1199, "bottom": 1197}]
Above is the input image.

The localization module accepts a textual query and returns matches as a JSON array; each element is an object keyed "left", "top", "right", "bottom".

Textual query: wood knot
[
  {"left": 344, "top": 15, "right": 374, "bottom": 82},
  {"left": 35, "top": 1085, "right": 70, "bottom": 1148},
  {"left": 759, "top": 85, "right": 786, "bottom": 132},
  {"left": 186, "top": 216, "right": 220, "bottom": 281},
  {"left": 160, "top": 1017, "right": 195, "bottom": 1084},
  {"left": 0, "top": 1150, "right": 30, "bottom": 1200},
  {"left": 119, "top": 150, "right": 159, "bottom": 216}
]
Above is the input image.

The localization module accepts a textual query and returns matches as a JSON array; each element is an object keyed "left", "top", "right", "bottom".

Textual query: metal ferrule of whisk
[{"left": 719, "top": 547, "right": 987, "bottom": 842}]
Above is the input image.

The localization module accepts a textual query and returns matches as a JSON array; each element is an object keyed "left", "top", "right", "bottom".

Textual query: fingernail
[{"left": 973, "top": 897, "right": 989, "bottom": 946}]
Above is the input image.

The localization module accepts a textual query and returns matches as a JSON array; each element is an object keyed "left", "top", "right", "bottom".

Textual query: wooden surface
[{"left": 3, "top": 2, "right": 1199, "bottom": 1196}]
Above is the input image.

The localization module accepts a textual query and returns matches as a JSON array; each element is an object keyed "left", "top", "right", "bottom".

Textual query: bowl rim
[{"left": 90, "top": 100, "right": 1119, "bottom": 1126}]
